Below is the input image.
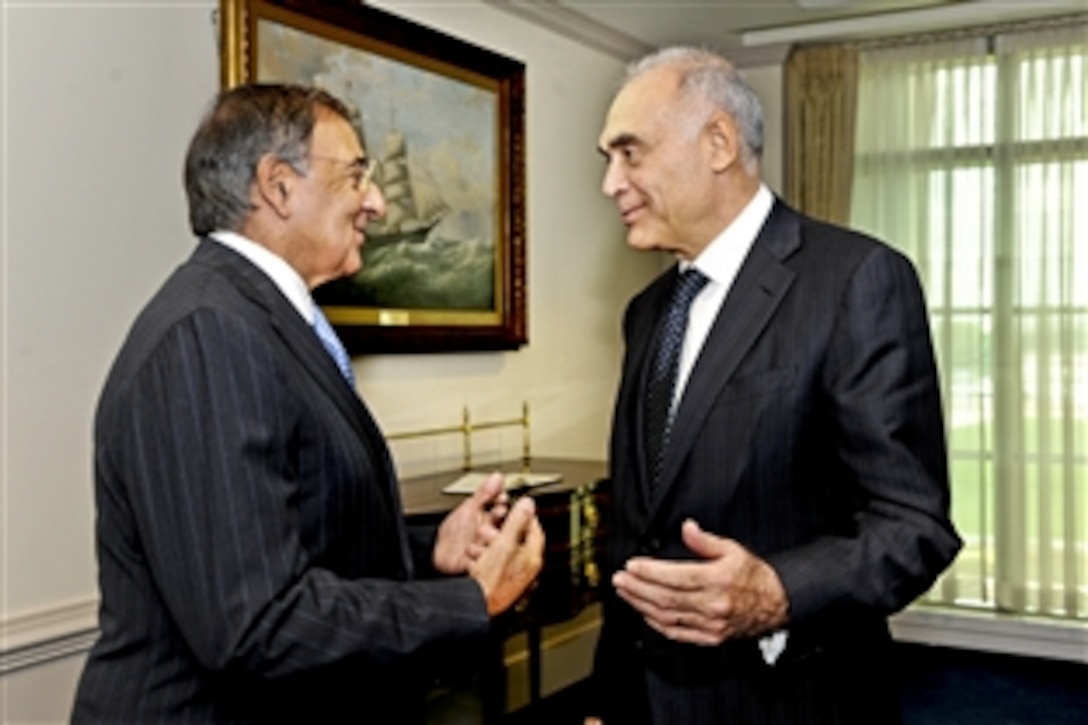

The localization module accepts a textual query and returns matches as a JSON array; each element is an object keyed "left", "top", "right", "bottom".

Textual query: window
[{"left": 850, "top": 24, "right": 1087, "bottom": 620}]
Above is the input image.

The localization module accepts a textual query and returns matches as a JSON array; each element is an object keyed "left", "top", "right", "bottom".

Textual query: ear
[
  {"left": 705, "top": 112, "right": 739, "bottom": 174},
  {"left": 253, "top": 153, "right": 294, "bottom": 219}
]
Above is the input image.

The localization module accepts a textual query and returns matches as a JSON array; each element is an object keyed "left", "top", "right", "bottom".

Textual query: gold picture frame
[{"left": 220, "top": 0, "right": 527, "bottom": 354}]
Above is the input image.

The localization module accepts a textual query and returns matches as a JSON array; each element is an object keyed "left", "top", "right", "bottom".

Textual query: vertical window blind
[{"left": 850, "top": 20, "right": 1087, "bottom": 621}]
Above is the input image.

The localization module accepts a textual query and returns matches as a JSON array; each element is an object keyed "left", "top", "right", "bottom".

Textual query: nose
[
  {"left": 363, "top": 182, "right": 386, "bottom": 221},
  {"left": 601, "top": 156, "right": 627, "bottom": 199}
]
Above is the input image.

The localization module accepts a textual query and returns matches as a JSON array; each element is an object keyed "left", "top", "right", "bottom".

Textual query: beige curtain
[
  {"left": 851, "top": 21, "right": 1088, "bottom": 620},
  {"left": 784, "top": 44, "right": 858, "bottom": 225}
]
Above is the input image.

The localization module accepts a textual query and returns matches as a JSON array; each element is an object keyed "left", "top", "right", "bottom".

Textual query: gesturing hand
[
  {"left": 433, "top": 472, "right": 509, "bottom": 575},
  {"left": 612, "top": 519, "right": 788, "bottom": 646},
  {"left": 468, "top": 496, "right": 545, "bottom": 616}
]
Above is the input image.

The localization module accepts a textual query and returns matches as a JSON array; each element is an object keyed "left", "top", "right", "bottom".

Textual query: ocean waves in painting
[{"left": 317, "top": 233, "right": 496, "bottom": 311}]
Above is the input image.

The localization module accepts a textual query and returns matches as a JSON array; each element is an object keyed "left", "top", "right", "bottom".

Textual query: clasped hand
[
  {"left": 613, "top": 519, "right": 788, "bottom": 646},
  {"left": 433, "top": 473, "right": 545, "bottom": 616}
]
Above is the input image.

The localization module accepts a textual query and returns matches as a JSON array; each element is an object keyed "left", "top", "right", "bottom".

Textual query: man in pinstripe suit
[
  {"left": 586, "top": 48, "right": 961, "bottom": 724},
  {"left": 72, "top": 84, "right": 544, "bottom": 723}
]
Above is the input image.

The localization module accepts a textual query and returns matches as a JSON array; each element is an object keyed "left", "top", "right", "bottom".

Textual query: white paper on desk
[{"left": 441, "top": 471, "right": 562, "bottom": 495}]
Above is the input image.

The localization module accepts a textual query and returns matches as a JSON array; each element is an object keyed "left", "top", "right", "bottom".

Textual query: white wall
[
  {"left": 3, "top": 0, "right": 221, "bottom": 622},
  {"left": 742, "top": 65, "right": 785, "bottom": 195}
]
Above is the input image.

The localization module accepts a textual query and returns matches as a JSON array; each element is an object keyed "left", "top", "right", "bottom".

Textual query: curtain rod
[{"left": 802, "top": 12, "right": 1087, "bottom": 52}]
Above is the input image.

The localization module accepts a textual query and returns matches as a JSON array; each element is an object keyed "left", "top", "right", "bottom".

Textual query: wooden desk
[{"left": 400, "top": 458, "right": 609, "bottom": 718}]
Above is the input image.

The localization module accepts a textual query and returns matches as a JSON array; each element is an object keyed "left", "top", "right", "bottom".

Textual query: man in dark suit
[
  {"left": 587, "top": 47, "right": 962, "bottom": 724},
  {"left": 72, "top": 84, "right": 544, "bottom": 723}
]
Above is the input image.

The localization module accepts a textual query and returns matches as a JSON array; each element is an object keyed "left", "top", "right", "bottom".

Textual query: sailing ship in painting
[
  {"left": 366, "top": 130, "right": 449, "bottom": 248},
  {"left": 314, "top": 124, "right": 494, "bottom": 311}
]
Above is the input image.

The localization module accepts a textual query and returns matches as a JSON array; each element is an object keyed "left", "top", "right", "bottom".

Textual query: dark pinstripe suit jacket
[
  {"left": 591, "top": 200, "right": 962, "bottom": 724},
  {"left": 72, "top": 240, "right": 489, "bottom": 724}
]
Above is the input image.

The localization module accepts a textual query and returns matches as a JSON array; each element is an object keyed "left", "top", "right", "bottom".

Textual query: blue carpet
[
  {"left": 897, "top": 643, "right": 1087, "bottom": 725},
  {"left": 500, "top": 643, "right": 1088, "bottom": 725}
]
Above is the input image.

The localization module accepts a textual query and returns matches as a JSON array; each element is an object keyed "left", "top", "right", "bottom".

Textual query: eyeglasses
[{"left": 307, "top": 153, "right": 379, "bottom": 193}]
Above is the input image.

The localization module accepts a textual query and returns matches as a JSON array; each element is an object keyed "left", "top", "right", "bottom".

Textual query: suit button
[
  {"left": 633, "top": 639, "right": 644, "bottom": 651},
  {"left": 649, "top": 538, "right": 661, "bottom": 551}
]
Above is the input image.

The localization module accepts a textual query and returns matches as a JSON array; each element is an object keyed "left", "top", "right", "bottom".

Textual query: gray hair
[
  {"left": 626, "top": 46, "right": 764, "bottom": 166},
  {"left": 183, "top": 83, "right": 354, "bottom": 236}
]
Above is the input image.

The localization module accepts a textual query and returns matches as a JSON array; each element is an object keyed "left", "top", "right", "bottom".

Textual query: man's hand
[
  {"left": 612, "top": 519, "right": 788, "bottom": 646},
  {"left": 433, "top": 472, "right": 509, "bottom": 575},
  {"left": 468, "top": 495, "right": 545, "bottom": 616}
]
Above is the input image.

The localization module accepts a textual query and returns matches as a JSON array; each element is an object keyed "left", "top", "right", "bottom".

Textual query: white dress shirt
[
  {"left": 673, "top": 183, "right": 774, "bottom": 409},
  {"left": 209, "top": 230, "right": 317, "bottom": 325}
]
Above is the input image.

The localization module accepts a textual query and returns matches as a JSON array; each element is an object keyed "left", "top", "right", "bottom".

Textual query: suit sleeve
[
  {"left": 406, "top": 522, "right": 441, "bottom": 577},
  {"left": 766, "top": 247, "right": 962, "bottom": 622},
  {"left": 97, "top": 307, "right": 489, "bottom": 678}
]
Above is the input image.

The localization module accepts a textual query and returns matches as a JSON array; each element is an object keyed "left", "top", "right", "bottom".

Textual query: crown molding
[
  {"left": 483, "top": 0, "right": 791, "bottom": 68},
  {"left": 482, "top": 0, "right": 653, "bottom": 61}
]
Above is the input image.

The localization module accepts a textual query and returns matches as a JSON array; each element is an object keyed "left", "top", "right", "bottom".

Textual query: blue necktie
[
  {"left": 311, "top": 307, "right": 355, "bottom": 387},
  {"left": 644, "top": 268, "right": 709, "bottom": 492}
]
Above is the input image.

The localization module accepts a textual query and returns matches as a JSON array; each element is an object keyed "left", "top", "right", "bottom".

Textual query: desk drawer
[{"left": 530, "top": 478, "right": 610, "bottom": 624}]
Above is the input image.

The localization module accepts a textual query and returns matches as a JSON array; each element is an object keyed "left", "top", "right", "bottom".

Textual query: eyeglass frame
[{"left": 301, "top": 153, "right": 380, "bottom": 193}]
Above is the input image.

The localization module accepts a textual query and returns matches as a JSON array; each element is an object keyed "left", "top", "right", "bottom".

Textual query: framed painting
[{"left": 220, "top": 0, "right": 527, "bottom": 353}]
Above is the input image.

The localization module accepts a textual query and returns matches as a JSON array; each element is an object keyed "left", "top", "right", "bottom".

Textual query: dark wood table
[{"left": 400, "top": 457, "right": 609, "bottom": 720}]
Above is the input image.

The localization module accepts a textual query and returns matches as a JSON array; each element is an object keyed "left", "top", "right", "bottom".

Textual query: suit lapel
[
  {"left": 192, "top": 241, "right": 410, "bottom": 567},
  {"left": 625, "top": 271, "right": 681, "bottom": 502},
  {"left": 648, "top": 202, "right": 801, "bottom": 514},
  {"left": 193, "top": 242, "right": 368, "bottom": 432}
]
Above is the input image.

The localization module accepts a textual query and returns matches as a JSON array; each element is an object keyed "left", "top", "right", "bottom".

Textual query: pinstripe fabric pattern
[
  {"left": 72, "top": 241, "right": 490, "bottom": 724},
  {"left": 591, "top": 200, "right": 961, "bottom": 724}
]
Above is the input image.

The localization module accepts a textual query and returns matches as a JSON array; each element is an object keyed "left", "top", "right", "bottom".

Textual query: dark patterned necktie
[
  {"left": 312, "top": 306, "right": 356, "bottom": 387},
  {"left": 644, "top": 268, "right": 709, "bottom": 493}
]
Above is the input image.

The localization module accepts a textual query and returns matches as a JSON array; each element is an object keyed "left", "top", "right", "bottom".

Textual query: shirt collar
[
  {"left": 209, "top": 230, "right": 315, "bottom": 323},
  {"left": 686, "top": 183, "right": 774, "bottom": 282}
]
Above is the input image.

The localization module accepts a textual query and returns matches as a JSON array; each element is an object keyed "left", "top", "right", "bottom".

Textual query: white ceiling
[{"left": 482, "top": 0, "right": 1087, "bottom": 63}]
